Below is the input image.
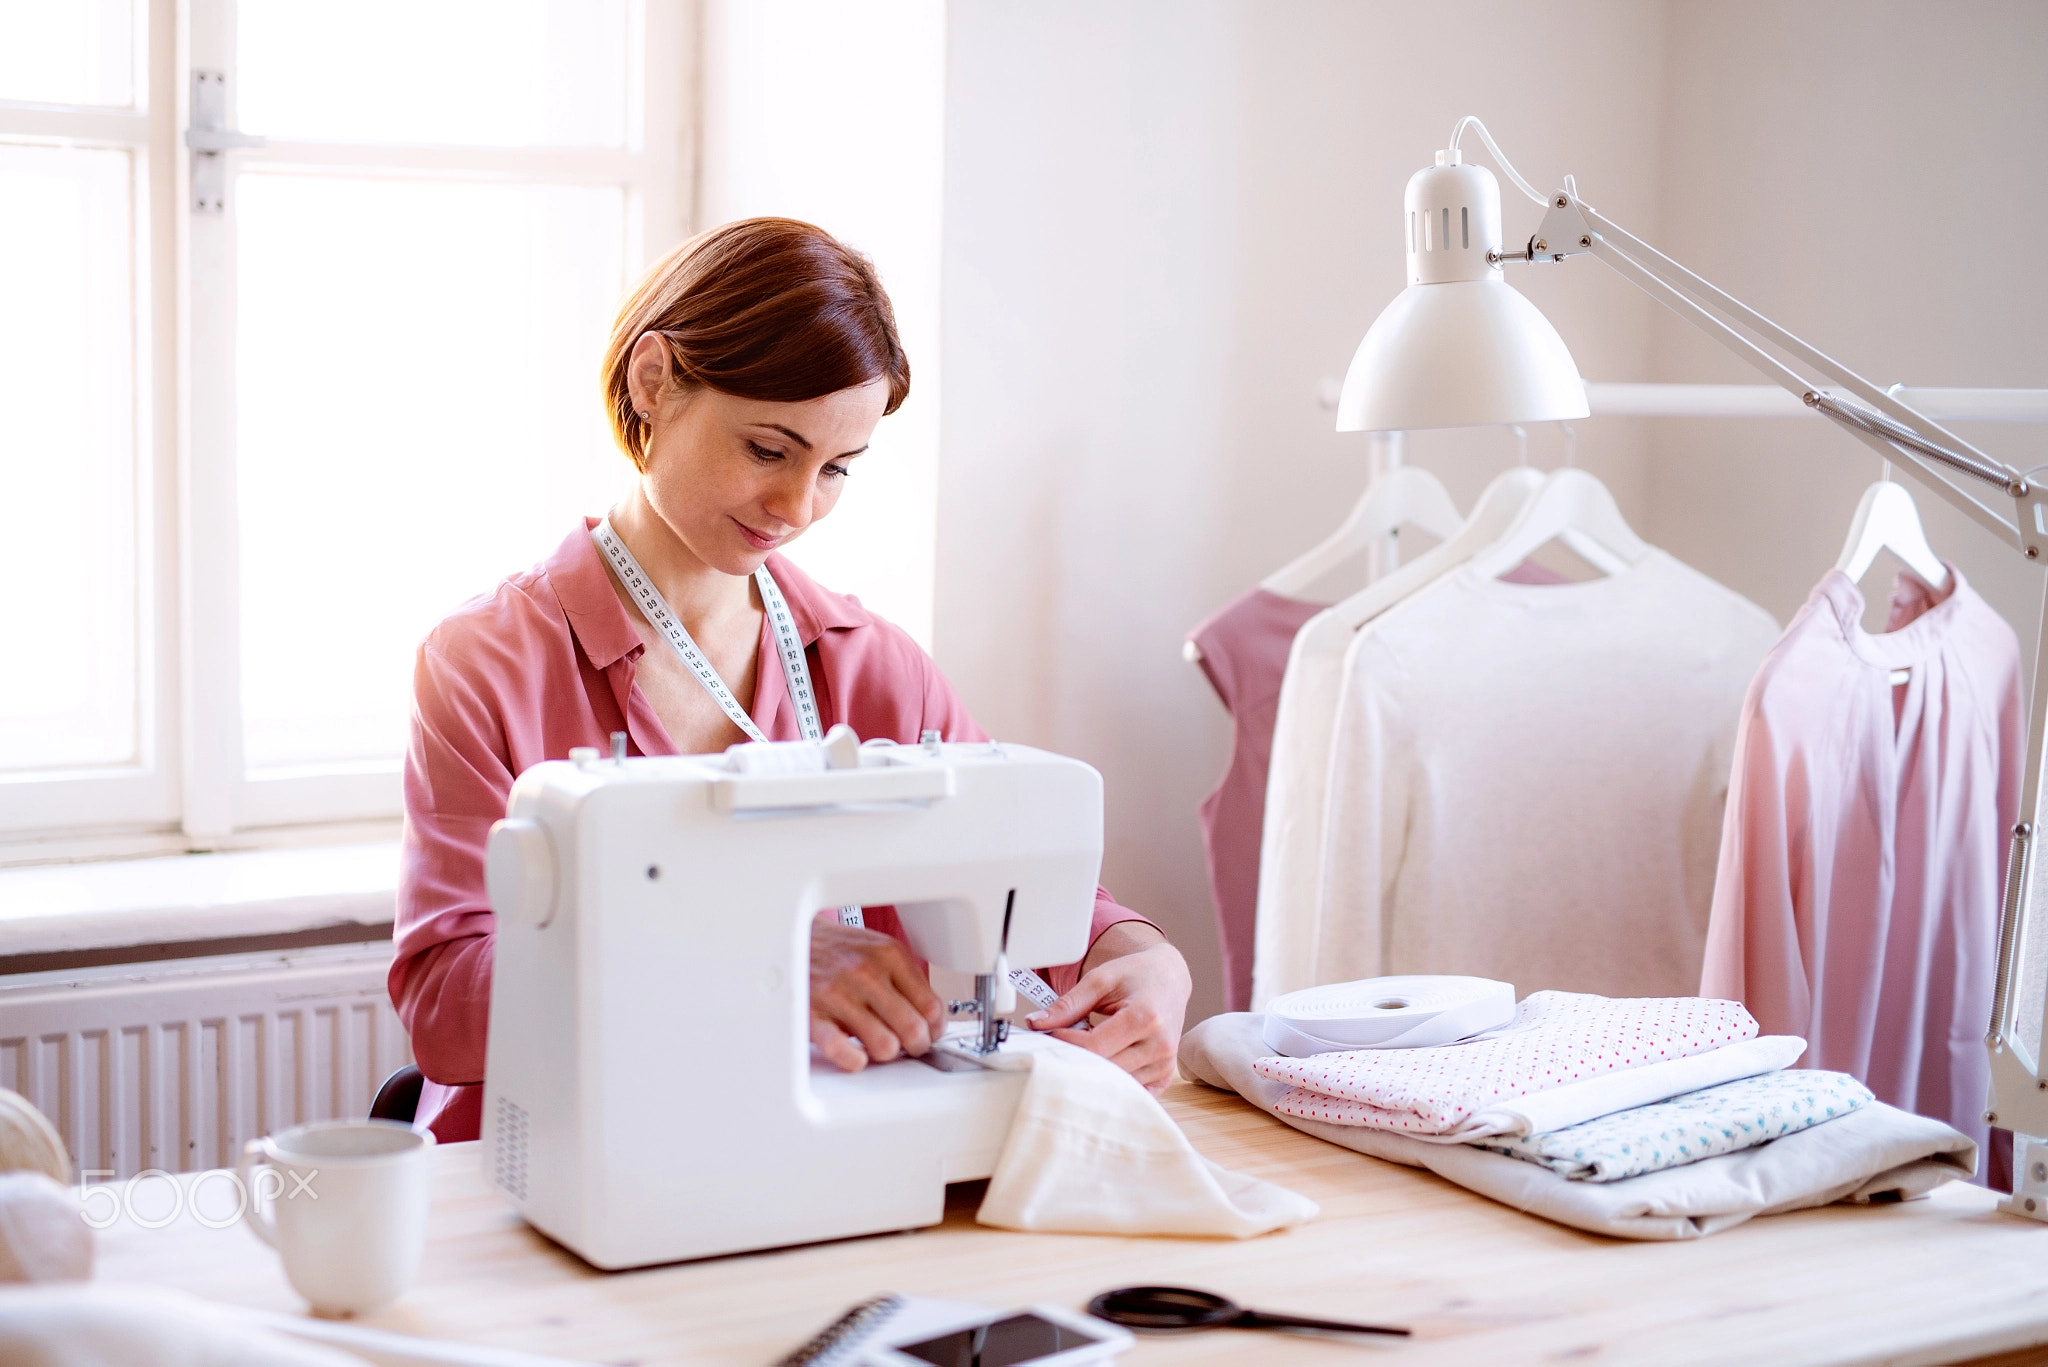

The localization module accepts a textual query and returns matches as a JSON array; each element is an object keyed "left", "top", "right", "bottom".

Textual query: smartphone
[{"left": 867, "top": 1303, "right": 1131, "bottom": 1367}]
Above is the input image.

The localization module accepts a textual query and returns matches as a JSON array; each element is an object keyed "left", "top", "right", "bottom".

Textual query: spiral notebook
[{"left": 779, "top": 1294, "right": 1010, "bottom": 1366}]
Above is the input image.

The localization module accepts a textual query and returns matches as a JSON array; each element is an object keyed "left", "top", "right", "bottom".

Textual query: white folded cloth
[
  {"left": 0, "top": 1286, "right": 368, "bottom": 1367},
  {"left": 1478, "top": 1068, "right": 1874, "bottom": 1181},
  {"left": 0, "top": 1174, "right": 93, "bottom": 1283},
  {"left": 1183, "top": 1013, "right": 1974, "bottom": 1240},
  {"left": 975, "top": 1031, "right": 1318, "bottom": 1239},
  {"left": 1464, "top": 1034, "right": 1808, "bottom": 1142},
  {"left": 1254, "top": 990, "right": 1759, "bottom": 1137}
]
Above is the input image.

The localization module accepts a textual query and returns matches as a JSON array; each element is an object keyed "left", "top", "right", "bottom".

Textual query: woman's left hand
[{"left": 1026, "top": 924, "right": 1190, "bottom": 1093}]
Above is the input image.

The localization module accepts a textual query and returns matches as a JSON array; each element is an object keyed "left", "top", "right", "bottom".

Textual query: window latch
[{"left": 184, "top": 71, "right": 267, "bottom": 214}]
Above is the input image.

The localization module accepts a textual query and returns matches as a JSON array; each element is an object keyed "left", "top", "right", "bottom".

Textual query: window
[
  {"left": 0, "top": 0, "right": 160, "bottom": 845},
  {"left": 0, "top": 0, "right": 691, "bottom": 857}
]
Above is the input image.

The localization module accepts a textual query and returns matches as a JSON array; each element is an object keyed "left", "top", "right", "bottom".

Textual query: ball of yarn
[
  {"left": 0, "top": 1173, "right": 92, "bottom": 1282},
  {"left": 0, "top": 1089, "right": 69, "bottom": 1185}
]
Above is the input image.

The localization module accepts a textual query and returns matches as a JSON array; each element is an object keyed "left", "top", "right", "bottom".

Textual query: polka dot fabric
[{"left": 1254, "top": 991, "right": 1758, "bottom": 1133}]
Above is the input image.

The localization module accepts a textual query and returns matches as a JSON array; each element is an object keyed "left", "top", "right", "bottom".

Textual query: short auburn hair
[{"left": 602, "top": 217, "right": 910, "bottom": 468}]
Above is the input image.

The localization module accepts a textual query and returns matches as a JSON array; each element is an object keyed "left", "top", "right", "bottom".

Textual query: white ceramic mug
[{"left": 237, "top": 1119, "right": 435, "bottom": 1317}]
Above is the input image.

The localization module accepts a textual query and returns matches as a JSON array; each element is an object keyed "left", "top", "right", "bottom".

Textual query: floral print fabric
[{"left": 1477, "top": 1069, "right": 1873, "bottom": 1181}]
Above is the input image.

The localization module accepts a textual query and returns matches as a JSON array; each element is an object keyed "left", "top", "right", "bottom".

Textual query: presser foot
[
  {"left": 923, "top": 1021, "right": 1025, "bottom": 1072},
  {"left": 941, "top": 973, "right": 1015, "bottom": 1051},
  {"left": 918, "top": 1042, "right": 991, "bottom": 1072},
  {"left": 942, "top": 1002, "right": 1011, "bottom": 1048}
]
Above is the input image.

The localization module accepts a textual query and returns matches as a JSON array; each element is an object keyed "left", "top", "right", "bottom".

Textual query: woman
[{"left": 392, "top": 218, "right": 1192, "bottom": 1142}]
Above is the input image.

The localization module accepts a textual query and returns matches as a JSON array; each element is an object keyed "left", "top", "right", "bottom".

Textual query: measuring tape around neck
[
  {"left": 591, "top": 520, "right": 1075, "bottom": 999},
  {"left": 594, "top": 518, "right": 826, "bottom": 744},
  {"left": 593, "top": 519, "right": 863, "bottom": 928}
]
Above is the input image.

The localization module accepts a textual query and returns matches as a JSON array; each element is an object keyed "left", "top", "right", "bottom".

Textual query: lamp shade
[
  {"left": 1335, "top": 278, "right": 1589, "bottom": 432},
  {"left": 1335, "top": 152, "right": 1589, "bottom": 433}
]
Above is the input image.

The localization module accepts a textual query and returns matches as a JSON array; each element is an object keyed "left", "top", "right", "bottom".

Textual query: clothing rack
[
  {"left": 1187, "top": 380, "right": 2048, "bottom": 664},
  {"left": 1328, "top": 381, "right": 2048, "bottom": 578}
]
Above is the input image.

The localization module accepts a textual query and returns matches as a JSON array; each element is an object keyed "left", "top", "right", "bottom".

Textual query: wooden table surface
[{"left": 91, "top": 1080, "right": 2048, "bottom": 1366}]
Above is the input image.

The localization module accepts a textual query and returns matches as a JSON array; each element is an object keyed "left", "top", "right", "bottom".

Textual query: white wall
[
  {"left": 938, "top": 0, "right": 1670, "bottom": 1020},
  {"left": 701, "top": 0, "right": 2048, "bottom": 1024},
  {"left": 1640, "top": 1, "right": 2048, "bottom": 655},
  {"left": 696, "top": 0, "right": 946, "bottom": 645}
]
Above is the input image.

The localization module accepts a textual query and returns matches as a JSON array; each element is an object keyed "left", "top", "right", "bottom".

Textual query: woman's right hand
[{"left": 809, "top": 920, "right": 947, "bottom": 1071}]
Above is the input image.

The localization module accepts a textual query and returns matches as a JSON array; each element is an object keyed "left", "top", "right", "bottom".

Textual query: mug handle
[{"left": 237, "top": 1140, "right": 279, "bottom": 1249}]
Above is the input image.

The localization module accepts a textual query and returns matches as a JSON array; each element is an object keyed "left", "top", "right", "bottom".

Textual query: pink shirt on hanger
[
  {"left": 1190, "top": 588, "right": 1324, "bottom": 1012},
  {"left": 1700, "top": 567, "right": 2021, "bottom": 1158},
  {"left": 394, "top": 520, "right": 1154, "bottom": 1142}
]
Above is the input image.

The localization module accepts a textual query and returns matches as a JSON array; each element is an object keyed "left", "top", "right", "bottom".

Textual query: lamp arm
[
  {"left": 1519, "top": 187, "right": 2048, "bottom": 1143},
  {"left": 1521, "top": 194, "right": 2034, "bottom": 549},
  {"left": 1578, "top": 230, "right": 2021, "bottom": 546},
  {"left": 1805, "top": 390, "right": 2022, "bottom": 498},
  {"left": 1572, "top": 201, "right": 2014, "bottom": 480}
]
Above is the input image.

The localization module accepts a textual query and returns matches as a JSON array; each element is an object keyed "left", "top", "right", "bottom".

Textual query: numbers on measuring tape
[
  {"left": 1010, "top": 968, "right": 1060, "bottom": 1010},
  {"left": 594, "top": 519, "right": 859, "bottom": 927}
]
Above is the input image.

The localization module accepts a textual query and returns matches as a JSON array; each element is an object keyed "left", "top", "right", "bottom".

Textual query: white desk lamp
[
  {"left": 1336, "top": 123, "right": 1588, "bottom": 432},
  {"left": 1340, "top": 116, "right": 2048, "bottom": 1218}
]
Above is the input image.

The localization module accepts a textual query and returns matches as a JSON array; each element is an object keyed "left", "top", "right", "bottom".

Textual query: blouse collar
[{"left": 546, "top": 517, "right": 871, "bottom": 671}]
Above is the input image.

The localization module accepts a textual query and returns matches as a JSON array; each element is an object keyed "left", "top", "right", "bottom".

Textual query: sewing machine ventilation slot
[{"left": 493, "top": 1096, "right": 530, "bottom": 1201}]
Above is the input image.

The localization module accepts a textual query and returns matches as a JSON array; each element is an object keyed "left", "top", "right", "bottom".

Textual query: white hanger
[
  {"left": 1265, "top": 466, "right": 1547, "bottom": 984},
  {"left": 1319, "top": 465, "right": 1548, "bottom": 632},
  {"left": 1463, "top": 467, "right": 1651, "bottom": 582},
  {"left": 1258, "top": 465, "right": 1464, "bottom": 599},
  {"left": 1835, "top": 477, "right": 1949, "bottom": 591},
  {"left": 1186, "top": 462, "right": 1467, "bottom": 663}
]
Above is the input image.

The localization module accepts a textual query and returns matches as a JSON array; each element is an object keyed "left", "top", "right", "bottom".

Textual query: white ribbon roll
[{"left": 1261, "top": 975, "right": 1516, "bottom": 1056}]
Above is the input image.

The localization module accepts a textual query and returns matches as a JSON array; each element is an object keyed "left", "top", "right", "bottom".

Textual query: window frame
[
  {"left": 0, "top": 0, "right": 175, "bottom": 849},
  {"left": 0, "top": 0, "right": 696, "bottom": 863}
]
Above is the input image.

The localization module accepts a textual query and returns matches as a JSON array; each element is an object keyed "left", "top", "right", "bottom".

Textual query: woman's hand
[
  {"left": 809, "top": 920, "right": 946, "bottom": 1072},
  {"left": 1026, "top": 922, "right": 1191, "bottom": 1093}
]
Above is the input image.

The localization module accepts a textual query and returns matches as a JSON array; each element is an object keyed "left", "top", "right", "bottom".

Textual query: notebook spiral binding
[{"left": 777, "top": 1293, "right": 906, "bottom": 1367}]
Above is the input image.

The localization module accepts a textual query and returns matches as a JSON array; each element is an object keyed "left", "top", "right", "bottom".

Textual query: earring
[{"left": 638, "top": 411, "right": 650, "bottom": 421}]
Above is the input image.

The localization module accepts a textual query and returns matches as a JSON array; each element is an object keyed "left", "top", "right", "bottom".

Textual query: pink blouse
[
  {"left": 1700, "top": 567, "right": 2021, "bottom": 1158},
  {"left": 394, "top": 519, "right": 1153, "bottom": 1141}
]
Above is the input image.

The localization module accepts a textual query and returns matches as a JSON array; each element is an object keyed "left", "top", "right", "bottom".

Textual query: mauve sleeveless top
[{"left": 1190, "top": 588, "right": 1322, "bottom": 1011}]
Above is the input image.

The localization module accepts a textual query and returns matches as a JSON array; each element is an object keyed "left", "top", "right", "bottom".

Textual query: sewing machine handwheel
[{"left": 486, "top": 818, "right": 557, "bottom": 928}]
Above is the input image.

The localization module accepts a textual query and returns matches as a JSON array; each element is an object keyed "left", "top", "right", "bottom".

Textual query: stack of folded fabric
[
  {"left": 1180, "top": 990, "right": 1977, "bottom": 1240},
  {"left": 1254, "top": 991, "right": 1815, "bottom": 1159}
]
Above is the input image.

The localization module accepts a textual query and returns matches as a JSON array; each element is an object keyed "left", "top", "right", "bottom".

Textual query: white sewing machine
[{"left": 478, "top": 730, "right": 1103, "bottom": 1270}]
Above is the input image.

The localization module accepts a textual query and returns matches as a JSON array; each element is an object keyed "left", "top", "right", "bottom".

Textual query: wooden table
[{"left": 92, "top": 1081, "right": 2048, "bottom": 1366}]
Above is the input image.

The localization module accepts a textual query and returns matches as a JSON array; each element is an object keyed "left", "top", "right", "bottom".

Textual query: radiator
[{"left": 0, "top": 943, "right": 411, "bottom": 1181}]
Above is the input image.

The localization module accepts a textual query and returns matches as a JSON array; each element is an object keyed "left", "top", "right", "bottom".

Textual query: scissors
[{"left": 1087, "top": 1285, "right": 1409, "bottom": 1338}]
